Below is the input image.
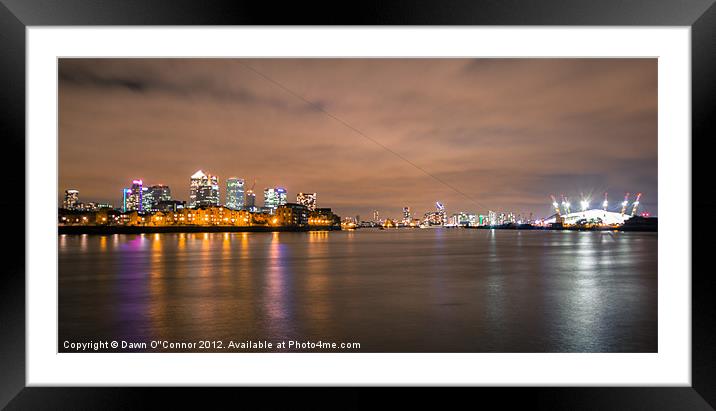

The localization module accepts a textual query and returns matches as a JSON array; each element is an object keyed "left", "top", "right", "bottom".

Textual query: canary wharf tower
[
  {"left": 225, "top": 177, "right": 245, "bottom": 210},
  {"left": 189, "top": 170, "right": 219, "bottom": 208}
]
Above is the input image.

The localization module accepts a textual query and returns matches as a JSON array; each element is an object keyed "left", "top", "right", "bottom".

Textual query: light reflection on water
[{"left": 58, "top": 229, "right": 657, "bottom": 352}]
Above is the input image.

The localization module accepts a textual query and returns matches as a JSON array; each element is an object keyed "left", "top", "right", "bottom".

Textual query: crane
[
  {"left": 631, "top": 193, "right": 642, "bottom": 216},
  {"left": 620, "top": 192, "right": 630, "bottom": 216},
  {"left": 603, "top": 192, "right": 608, "bottom": 211}
]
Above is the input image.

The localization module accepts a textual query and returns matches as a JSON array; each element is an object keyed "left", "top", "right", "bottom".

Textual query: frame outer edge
[
  {"left": 691, "top": 0, "right": 716, "bottom": 408},
  {"left": 0, "top": 1, "right": 26, "bottom": 410},
  {"left": 2, "top": 0, "right": 715, "bottom": 408}
]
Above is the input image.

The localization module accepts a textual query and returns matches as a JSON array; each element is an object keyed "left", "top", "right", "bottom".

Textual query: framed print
[{"left": 2, "top": 0, "right": 715, "bottom": 408}]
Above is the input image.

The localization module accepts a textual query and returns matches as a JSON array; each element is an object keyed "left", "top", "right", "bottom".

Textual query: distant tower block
[
  {"left": 63, "top": 189, "right": 79, "bottom": 210},
  {"left": 402, "top": 206, "right": 411, "bottom": 222}
]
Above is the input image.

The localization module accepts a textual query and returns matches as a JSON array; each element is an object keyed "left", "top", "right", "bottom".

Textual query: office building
[
  {"left": 189, "top": 170, "right": 219, "bottom": 208},
  {"left": 123, "top": 179, "right": 144, "bottom": 212},
  {"left": 276, "top": 203, "right": 309, "bottom": 227},
  {"left": 149, "top": 184, "right": 171, "bottom": 204},
  {"left": 226, "top": 177, "right": 245, "bottom": 210},
  {"left": 263, "top": 187, "right": 287, "bottom": 213},
  {"left": 63, "top": 189, "right": 79, "bottom": 210},
  {"left": 402, "top": 206, "right": 411, "bottom": 223},
  {"left": 296, "top": 192, "right": 317, "bottom": 211},
  {"left": 141, "top": 187, "right": 153, "bottom": 212},
  {"left": 245, "top": 190, "right": 257, "bottom": 212}
]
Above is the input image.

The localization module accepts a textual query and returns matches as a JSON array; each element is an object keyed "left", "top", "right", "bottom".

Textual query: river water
[{"left": 58, "top": 229, "right": 657, "bottom": 352}]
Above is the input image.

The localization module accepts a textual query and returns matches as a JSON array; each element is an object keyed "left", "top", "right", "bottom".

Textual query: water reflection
[{"left": 58, "top": 230, "right": 657, "bottom": 352}]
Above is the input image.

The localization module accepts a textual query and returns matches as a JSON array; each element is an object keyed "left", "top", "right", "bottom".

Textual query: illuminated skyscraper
[
  {"left": 402, "top": 206, "right": 411, "bottom": 223},
  {"left": 189, "top": 170, "right": 219, "bottom": 208},
  {"left": 263, "top": 188, "right": 277, "bottom": 211},
  {"left": 124, "top": 179, "right": 144, "bottom": 212},
  {"left": 263, "top": 187, "right": 287, "bottom": 213},
  {"left": 122, "top": 188, "right": 131, "bottom": 212},
  {"left": 373, "top": 210, "right": 379, "bottom": 223},
  {"left": 141, "top": 187, "right": 153, "bottom": 212},
  {"left": 226, "top": 178, "right": 245, "bottom": 210},
  {"left": 276, "top": 187, "right": 287, "bottom": 206},
  {"left": 296, "top": 192, "right": 317, "bottom": 211},
  {"left": 149, "top": 184, "right": 171, "bottom": 204},
  {"left": 435, "top": 201, "right": 447, "bottom": 225},
  {"left": 63, "top": 189, "right": 79, "bottom": 210}
]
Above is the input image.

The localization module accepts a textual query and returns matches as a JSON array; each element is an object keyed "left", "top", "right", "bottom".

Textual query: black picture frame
[{"left": 1, "top": 0, "right": 714, "bottom": 408}]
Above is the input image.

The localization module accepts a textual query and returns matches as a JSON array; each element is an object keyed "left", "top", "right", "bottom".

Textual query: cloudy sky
[{"left": 58, "top": 58, "right": 657, "bottom": 219}]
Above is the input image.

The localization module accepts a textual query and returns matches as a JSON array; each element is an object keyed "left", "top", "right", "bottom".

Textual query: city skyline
[{"left": 59, "top": 58, "right": 658, "bottom": 217}]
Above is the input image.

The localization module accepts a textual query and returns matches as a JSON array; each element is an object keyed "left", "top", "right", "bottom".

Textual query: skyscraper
[
  {"left": 149, "top": 184, "right": 171, "bottom": 204},
  {"left": 189, "top": 170, "right": 219, "bottom": 208},
  {"left": 276, "top": 187, "right": 287, "bottom": 206},
  {"left": 245, "top": 190, "right": 256, "bottom": 212},
  {"left": 122, "top": 188, "right": 131, "bottom": 212},
  {"left": 263, "top": 187, "right": 287, "bottom": 213},
  {"left": 141, "top": 187, "right": 153, "bottom": 212},
  {"left": 296, "top": 192, "right": 317, "bottom": 211},
  {"left": 63, "top": 189, "right": 79, "bottom": 209},
  {"left": 263, "top": 188, "right": 275, "bottom": 210},
  {"left": 402, "top": 206, "right": 411, "bottom": 223},
  {"left": 124, "top": 179, "right": 144, "bottom": 212},
  {"left": 225, "top": 178, "right": 245, "bottom": 210}
]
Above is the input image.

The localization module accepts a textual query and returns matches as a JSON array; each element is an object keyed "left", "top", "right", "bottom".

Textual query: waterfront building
[
  {"left": 77, "top": 202, "right": 113, "bottom": 212},
  {"left": 189, "top": 170, "right": 219, "bottom": 208},
  {"left": 225, "top": 178, "right": 245, "bottom": 210},
  {"left": 309, "top": 208, "right": 341, "bottom": 227},
  {"left": 276, "top": 203, "right": 309, "bottom": 227},
  {"left": 436, "top": 202, "right": 447, "bottom": 225},
  {"left": 141, "top": 187, "right": 153, "bottom": 212},
  {"left": 264, "top": 188, "right": 277, "bottom": 211},
  {"left": 423, "top": 211, "right": 443, "bottom": 225},
  {"left": 156, "top": 200, "right": 186, "bottom": 212},
  {"left": 263, "top": 187, "right": 287, "bottom": 213},
  {"left": 123, "top": 179, "right": 144, "bottom": 212},
  {"left": 402, "top": 207, "right": 411, "bottom": 224},
  {"left": 122, "top": 188, "right": 131, "bottom": 212},
  {"left": 149, "top": 184, "right": 171, "bottom": 206},
  {"left": 423, "top": 202, "right": 447, "bottom": 226},
  {"left": 488, "top": 210, "right": 497, "bottom": 225},
  {"left": 245, "top": 190, "right": 257, "bottom": 212},
  {"left": 277, "top": 187, "right": 287, "bottom": 206},
  {"left": 296, "top": 192, "right": 317, "bottom": 211},
  {"left": 63, "top": 189, "right": 80, "bottom": 210},
  {"left": 450, "top": 212, "right": 473, "bottom": 227}
]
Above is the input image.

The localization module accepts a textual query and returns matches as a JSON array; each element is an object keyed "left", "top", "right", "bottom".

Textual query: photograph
[{"left": 56, "top": 57, "right": 658, "bottom": 354}]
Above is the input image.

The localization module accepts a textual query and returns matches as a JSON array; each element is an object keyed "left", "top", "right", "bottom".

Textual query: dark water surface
[{"left": 58, "top": 229, "right": 657, "bottom": 352}]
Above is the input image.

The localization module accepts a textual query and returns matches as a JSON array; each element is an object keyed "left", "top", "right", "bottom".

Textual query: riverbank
[{"left": 58, "top": 225, "right": 341, "bottom": 235}]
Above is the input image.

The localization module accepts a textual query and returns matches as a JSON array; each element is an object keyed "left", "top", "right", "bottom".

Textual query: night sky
[{"left": 58, "top": 58, "right": 657, "bottom": 219}]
